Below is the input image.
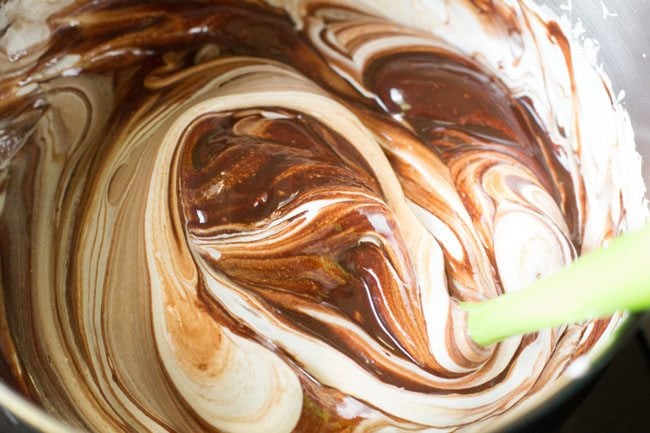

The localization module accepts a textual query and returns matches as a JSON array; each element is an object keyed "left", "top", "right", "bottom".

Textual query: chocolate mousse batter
[{"left": 0, "top": 1, "right": 645, "bottom": 432}]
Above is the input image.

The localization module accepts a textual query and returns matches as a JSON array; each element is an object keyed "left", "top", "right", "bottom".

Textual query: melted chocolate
[
  {"left": 363, "top": 51, "right": 580, "bottom": 244},
  {"left": 179, "top": 110, "right": 445, "bottom": 379}
]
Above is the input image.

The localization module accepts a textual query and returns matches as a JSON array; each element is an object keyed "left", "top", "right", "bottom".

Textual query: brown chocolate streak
[
  {"left": 363, "top": 51, "right": 579, "bottom": 244},
  {"left": 177, "top": 110, "right": 443, "bottom": 377}
]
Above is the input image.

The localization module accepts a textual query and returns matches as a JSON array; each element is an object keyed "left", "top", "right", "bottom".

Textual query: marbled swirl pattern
[{"left": 0, "top": 1, "right": 646, "bottom": 432}]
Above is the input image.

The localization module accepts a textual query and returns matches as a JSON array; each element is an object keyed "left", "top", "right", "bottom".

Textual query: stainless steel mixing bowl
[{"left": 0, "top": 1, "right": 648, "bottom": 432}]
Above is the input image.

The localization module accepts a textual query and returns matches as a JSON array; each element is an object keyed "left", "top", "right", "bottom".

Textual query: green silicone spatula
[{"left": 461, "top": 222, "right": 650, "bottom": 347}]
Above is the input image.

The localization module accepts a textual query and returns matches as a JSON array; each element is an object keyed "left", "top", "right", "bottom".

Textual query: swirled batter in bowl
[{"left": 0, "top": 1, "right": 646, "bottom": 432}]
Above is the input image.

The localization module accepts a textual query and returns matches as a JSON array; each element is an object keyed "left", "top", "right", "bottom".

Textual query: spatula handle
[{"left": 461, "top": 223, "right": 650, "bottom": 347}]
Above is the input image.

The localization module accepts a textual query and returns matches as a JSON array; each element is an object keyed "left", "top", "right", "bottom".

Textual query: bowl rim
[
  {"left": 0, "top": 315, "right": 640, "bottom": 433},
  {"left": 484, "top": 314, "right": 641, "bottom": 433}
]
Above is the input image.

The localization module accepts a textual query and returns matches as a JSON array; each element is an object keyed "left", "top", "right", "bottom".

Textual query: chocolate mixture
[{"left": 0, "top": 1, "right": 642, "bottom": 432}]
